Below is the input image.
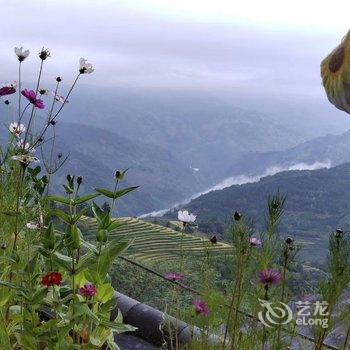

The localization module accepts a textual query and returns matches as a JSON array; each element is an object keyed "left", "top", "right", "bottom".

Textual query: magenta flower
[
  {"left": 21, "top": 89, "right": 45, "bottom": 109},
  {"left": 0, "top": 85, "right": 16, "bottom": 97},
  {"left": 258, "top": 269, "right": 283, "bottom": 286},
  {"left": 193, "top": 299, "right": 211, "bottom": 316},
  {"left": 79, "top": 283, "right": 97, "bottom": 297},
  {"left": 250, "top": 237, "right": 262, "bottom": 246},
  {"left": 165, "top": 272, "right": 184, "bottom": 282}
]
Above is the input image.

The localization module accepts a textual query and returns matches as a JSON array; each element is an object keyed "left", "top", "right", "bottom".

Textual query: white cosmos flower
[
  {"left": 14, "top": 47, "right": 30, "bottom": 61},
  {"left": 79, "top": 58, "right": 94, "bottom": 74},
  {"left": 11, "top": 154, "right": 39, "bottom": 165},
  {"left": 178, "top": 210, "right": 196, "bottom": 223},
  {"left": 9, "top": 122, "right": 25, "bottom": 136},
  {"left": 52, "top": 91, "right": 68, "bottom": 103},
  {"left": 17, "top": 139, "right": 30, "bottom": 151},
  {"left": 26, "top": 222, "right": 41, "bottom": 230}
]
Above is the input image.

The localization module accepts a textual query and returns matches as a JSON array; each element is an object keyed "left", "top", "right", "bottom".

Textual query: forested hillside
[{"left": 176, "top": 162, "right": 350, "bottom": 261}]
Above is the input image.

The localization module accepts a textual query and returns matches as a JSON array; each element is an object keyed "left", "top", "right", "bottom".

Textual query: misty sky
[{"left": 1, "top": 0, "right": 350, "bottom": 99}]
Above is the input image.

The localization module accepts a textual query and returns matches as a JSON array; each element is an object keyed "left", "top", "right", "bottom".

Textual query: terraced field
[{"left": 80, "top": 217, "right": 233, "bottom": 262}]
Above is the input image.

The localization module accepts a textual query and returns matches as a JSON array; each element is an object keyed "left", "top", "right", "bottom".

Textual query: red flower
[
  {"left": 79, "top": 283, "right": 97, "bottom": 297},
  {"left": 21, "top": 89, "right": 45, "bottom": 109},
  {"left": 193, "top": 299, "right": 211, "bottom": 316},
  {"left": 41, "top": 272, "right": 62, "bottom": 287},
  {"left": 165, "top": 272, "right": 184, "bottom": 282}
]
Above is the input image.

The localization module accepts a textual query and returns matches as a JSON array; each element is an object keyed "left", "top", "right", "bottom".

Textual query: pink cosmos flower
[
  {"left": 0, "top": 82, "right": 17, "bottom": 96},
  {"left": 165, "top": 272, "right": 184, "bottom": 282},
  {"left": 79, "top": 283, "right": 97, "bottom": 297},
  {"left": 193, "top": 299, "right": 211, "bottom": 316},
  {"left": 21, "top": 89, "right": 45, "bottom": 109},
  {"left": 250, "top": 237, "right": 262, "bottom": 246},
  {"left": 258, "top": 269, "right": 283, "bottom": 286}
]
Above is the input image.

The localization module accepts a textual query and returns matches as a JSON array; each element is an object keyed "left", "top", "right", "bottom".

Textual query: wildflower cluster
[{"left": 0, "top": 46, "right": 136, "bottom": 349}]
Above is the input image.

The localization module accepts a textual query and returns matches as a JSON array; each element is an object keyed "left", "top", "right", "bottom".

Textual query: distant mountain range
[
  {"left": 44, "top": 122, "right": 206, "bottom": 216},
  {"left": 62, "top": 88, "right": 350, "bottom": 184},
  {"left": 174, "top": 162, "right": 350, "bottom": 262},
  {"left": 230, "top": 129, "right": 350, "bottom": 177},
  {"left": 2, "top": 88, "right": 350, "bottom": 216}
]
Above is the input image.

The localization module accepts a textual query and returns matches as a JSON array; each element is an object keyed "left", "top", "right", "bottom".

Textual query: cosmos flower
[
  {"left": 250, "top": 237, "right": 262, "bottom": 246},
  {"left": 0, "top": 82, "right": 17, "bottom": 96},
  {"left": 193, "top": 299, "right": 211, "bottom": 316},
  {"left": 79, "top": 58, "right": 94, "bottom": 74},
  {"left": 14, "top": 47, "right": 30, "bottom": 61},
  {"left": 17, "top": 139, "right": 30, "bottom": 151},
  {"left": 321, "top": 30, "right": 350, "bottom": 114},
  {"left": 178, "top": 210, "right": 196, "bottom": 223},
  {"left": 9, "top": 122, "right": 25, "bottom": 137},
  {"left": 41, "top": 272, "right": 62, "bottom": 287},
  {"left": 52, "top": 91, "right": 68, "bottom": 103},
  {"left": 11, "top": 154, "right": 39, "bottom": 165},
  {"left": 26, "top": 222, "right": 43, "bottom": 230},
  {"left": 79, "top": 283, "right": 97, "bottom": 297},
  {"left": 258, "top": 269, "right": 283, "bottom": 286},
  {"left": 165, "top": 272, "right": 184, "bottom": 282},
  {"left": 21, "top": 89, "right": 45, "bottom": 109}
]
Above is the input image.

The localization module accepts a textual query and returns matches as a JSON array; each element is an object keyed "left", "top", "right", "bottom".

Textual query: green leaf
[
  {"left": 95, "top": 186, "right": 139, "bottom": 200},
  {"left": 42, "top": 222, "right": 55, "bottom": 250},
  {"left": 99, "top": 320, "right": 136, "bottom": 333},
  {"left": 47, "top": 195, "right": 71, "bottom": 206},
  {"left": 75, "top": 303, "right": 99, "bottom": 322},
  {"left": 96, "top": 241, "right": 130, "bottom": 282},
  {"left": 107, "top": 220, "right": 125, "bottom": 232},
  {"left": 17, "top": 333, "right": 37, "bottom": 350},
  {"left": 0, "top": 312, "right": 11, "bottom": 348},
  {"left": 92, "top": 202, "right": 107, "bottom": 224},
  {"left": 113, "top": 186, "right": 139, "bottom": 198},
  {"left": 1, "top": 210, "right": 20, "bottom": 216},
  {"left": 0, "top": 280, "right": 26, "bottom": 292},
  {"left": 74, "top": 193, "right": 100, "bottom": 205},
  {"left": 95, "top": 188, "right": 116, "bottom": 199},
  {"left": 51, "top": 209, "right": 71, "bottom": 224},
  {"left": 51, "top": 252, "right": 72, "bottom": 273},
  {"left": 96, "top": 283, "right": 114, "bottom": 303}
]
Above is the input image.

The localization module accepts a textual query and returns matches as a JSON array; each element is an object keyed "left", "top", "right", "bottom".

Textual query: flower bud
[
  {"left": 115, "top": 169, "right": 126, "bottom": 181},
  {"left": 286, "top": 237, "right": 293, "bottom": 244},
  {"left": 39, "top": 48, "right": 50, "bottom": 60},
  {"left": 97, "top": 229, "right": 108, "bottom": 243},
  {"left": 77, "top": 176, "right": 83, "bottom": 185},
  {"left": 210, "top": 235, "right": 218, "bottom": 244},
  {"left": 335, "top": 228, "right": 343, "bottom": 238},
  {"left": 67, "top": 174, "right": 72, "bottom": 182},
  {"left": 56, "top": 76, "right": 62, "bottom": 82},
  {"left": 233, "top": 211, "right": 242, "bottom": 221}
]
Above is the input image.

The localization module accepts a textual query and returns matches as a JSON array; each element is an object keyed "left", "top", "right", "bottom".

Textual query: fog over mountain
[{"left": 2, "top": 1, "right": 350, "bottom": 218}]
